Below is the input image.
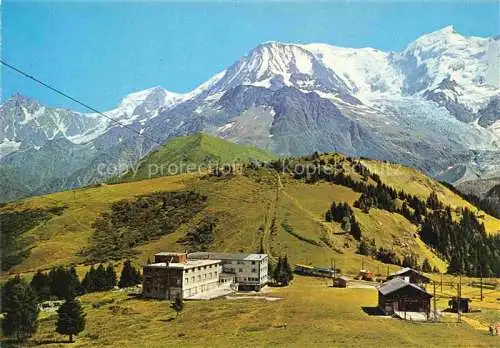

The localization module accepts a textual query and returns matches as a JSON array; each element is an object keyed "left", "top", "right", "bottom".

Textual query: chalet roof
[
  {"left": 188, "top": 252, "right": 267, "bottom": 261},
  {"left": 389, "top": 267, "right": 430, "bottom": 280},
  {"left": 378, "top": 278, "right": 432, "bottom": 297}
]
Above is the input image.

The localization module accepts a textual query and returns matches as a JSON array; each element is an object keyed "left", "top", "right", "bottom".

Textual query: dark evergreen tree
[
  {"left": 1, "top": 275, "right": 22, "bottom": 314},
  {"left": 350, "top": 217, "right": 362, "bottom": 240},
  {"left": 273, "top": 257, "right": 283, "bottom": 284},
  {"left": 427, "top": 191, "right": 443, "bottom": 211},
  {"left": 400, "top": 202, "right": 412, "bottom": 221},
  {"left": 30, "top": 270, "right": 51, "bottom": 301},
  {"left": 283, "top": 255, "right": 293, "bottom": 282},
  {"left": 67, "top": 266, "right": 83, "bottom": 296},
  {"left": 272, "top": 257, "right": 291, "bottom": 286},
  {"left": 402, "top": 254, "right": 419, "bottom": 269},
  {"left": 118, "top": 260, "right": 142, "bottom": 288},
  {"left": 105, "top": 264, "right": 117, "bottom": 290},
  {"left": 2, "top": 276, "right": 39, "bottom": 342},
  {"left": 48, "top": 266, "right": 69, "bottom": 299},
  {"left": 376, "top": 247, "right": 400, "bottom": 265},
  {"left": 357, "top": 239, "right": 372, "bottom": 256},
  {"left": 82, "top": 265, "right": 96, "bottom": 292},
  {"left": 56, "top": 296, "right": 86, "bottom": 342},
  {"left": 94, "top": 264, "right": 108, "bottom": 291},
  {"left": 422, "top": 259, "right": 432, "bottom": 273},
  {"left": 420, "top": 207, "right": 499, "bottom": 277},
  {"left": 46, "top": 266, "right": 81, "bottom": 299},
  {"left": 170, "top": 294, "right": 184, "bottom": 317}
]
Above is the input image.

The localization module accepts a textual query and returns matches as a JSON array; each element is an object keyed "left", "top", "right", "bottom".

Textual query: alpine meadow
[{"left": 1, "top": 1, "right": 499, "bottom": 347}]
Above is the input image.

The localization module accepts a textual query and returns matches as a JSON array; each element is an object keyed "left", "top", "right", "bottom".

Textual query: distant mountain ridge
[{"left": 1, "top": 26, "right": 499, "bottom": 202}]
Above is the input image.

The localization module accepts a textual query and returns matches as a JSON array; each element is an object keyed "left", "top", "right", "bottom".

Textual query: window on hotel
[
  {"left": 185, "top": 278, "right": 188, "bottom": 283},
  {"left": 239, "top": 268, "right": 243, "bottom": 272},
  {"left": 252, "top": 261, "right": 256, "bottom": 265},
  {"left": 252, "top": 268, "right": 256, "bottom": 273}
]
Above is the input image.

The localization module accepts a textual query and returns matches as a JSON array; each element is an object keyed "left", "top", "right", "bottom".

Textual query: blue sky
[{"left": 2, "top": 1, "right": 499, "bottom": 111}]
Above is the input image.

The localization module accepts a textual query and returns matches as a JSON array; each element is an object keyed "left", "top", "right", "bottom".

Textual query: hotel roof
[
  {"left": 188, "top": 252, "right": 267, "bottom": 261},
  {"left": 146, "top": 259, "right": 221, "bottom": 270}
]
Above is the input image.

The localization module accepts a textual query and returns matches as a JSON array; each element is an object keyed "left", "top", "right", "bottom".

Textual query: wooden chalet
[{"left": 378, "top": 278, "right": 432, "bottom": 315}]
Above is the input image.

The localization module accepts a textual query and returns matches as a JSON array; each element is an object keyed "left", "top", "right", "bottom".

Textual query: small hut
[
  {"left": 332, "top": 276, "right": 349, "bottom": 288},
  {"left": 448, "top": 297, "right": 471, "bottom": 313}
]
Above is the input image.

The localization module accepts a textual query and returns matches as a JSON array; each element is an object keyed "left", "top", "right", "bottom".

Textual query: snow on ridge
[{"left": 0, "top": 138, "right": 21, "bottom": 158}]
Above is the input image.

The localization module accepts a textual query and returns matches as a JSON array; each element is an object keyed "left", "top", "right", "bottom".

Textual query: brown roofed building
[
  {"left": 378, "top": 278, "right": 432, "bottom": 315},
  {"left": 387, "top": 267, "right": 431, "bottom": 286}
]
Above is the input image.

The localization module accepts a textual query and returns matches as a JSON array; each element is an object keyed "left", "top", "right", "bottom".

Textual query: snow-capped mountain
[{"left": 1, "top": 26, "right": 499, "bottom": 201}]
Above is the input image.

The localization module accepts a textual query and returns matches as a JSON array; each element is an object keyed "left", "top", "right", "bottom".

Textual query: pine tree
[
  {"left": 427, "top": 191, "right": 442, "bottom": 210},
  {"left": 67, "top": 266, "right": 83, "bottom": 296},
  {"left": 402, "top": 254, "right": 419, "bottom": 269},
  {"left": 56, "top": 296, "right": 86, "bottom": 342},
  {"left": 30, "top": 270, "right": 51, "bottom": 301},
  {"left": 422, "top": 259, "right": 432, "bottom": 273},
  {"left": 357, "top": 239, "right": 369, "bottom": 255},
  {"left": 283, "top": 255, "right": 294, "bottom": 282},
  {"left": 105, "top": 264, "right": 117, "bottom": 290},
  {"left": 119, "top": 260, "right": 141, "bottom": 288},
  {"left": 273, "top": 257, "right": 283, "bottom": 284},
  {"left": 350, "top": 218, "right": 362, "bottom": 240},
  {"left": 49, "top": 266, "right": 69, "bottom": 299},
  {"left": 170, "top": 294, "right": 184, "bottom": 317},
  {"left": 95, "top": 264, "right": 107, "bottom": 291},
  {"left": 2, "top": 276, "right": 39, "bottom": 342},
  {"left": 341, "top": 216, "right": 351, "bottom": 233},
  {"left": 82, "top": 265, "right": 96, "bottom": 292}
]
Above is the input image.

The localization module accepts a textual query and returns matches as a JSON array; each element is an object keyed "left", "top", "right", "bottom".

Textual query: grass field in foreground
[{"left": 24, "top": 276, "right": 498, "bottom": 348}]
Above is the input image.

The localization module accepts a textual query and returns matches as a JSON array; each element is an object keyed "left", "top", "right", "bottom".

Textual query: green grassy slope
[
  {"left": 119, "top": 133, "right": 276, "bottom": 182},
  {"left": 2, "top": 152, "right": 500, "bottom": 278},
  {"left": 361, "top": 159, "right": 500, "bottom": 234},
  {"left": 27, "top": 276, "right": 497, "bottom": 347}
]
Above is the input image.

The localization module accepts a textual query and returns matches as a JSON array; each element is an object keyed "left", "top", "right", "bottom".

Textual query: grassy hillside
[
  {"left": 2, "top": 151, "right": 499, "bottom": 347},
  {"left": 361, "top": 159, "right": 500, "bottom": 234},
  {"left": 119, "top": 133, "right": 276, "bottom": 182},
  {"left": 26, "top": 276, "right": 498, "bottom": 347},
  {"left": 2, "top": 152, "right": 499, "bottom": 279}
]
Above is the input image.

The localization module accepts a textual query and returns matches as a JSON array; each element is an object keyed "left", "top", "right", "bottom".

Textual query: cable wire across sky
[{"left": 1, "top": 59, "right": 164, "bottom": 146}]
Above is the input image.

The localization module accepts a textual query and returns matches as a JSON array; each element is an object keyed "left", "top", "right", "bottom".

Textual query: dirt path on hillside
[{"left": 277, "top": 176, "right": 343, "bottom": 254}]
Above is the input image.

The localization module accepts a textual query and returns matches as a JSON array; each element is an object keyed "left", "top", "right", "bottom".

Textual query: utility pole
[
  {"left": 433, "top": 281, "right": 437, "bottom": 321},
  {"left": 331, "top": 258, "right": 335, "bottom": 287},
  {"left": 440, "top": 272, "right": 443, "bottom": 293},
  {"left": 480, "top": 275, "right": 483, "bottom": 302},
  {"left": 457, "top": 274, "right": 462, "bottom": 323}
]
